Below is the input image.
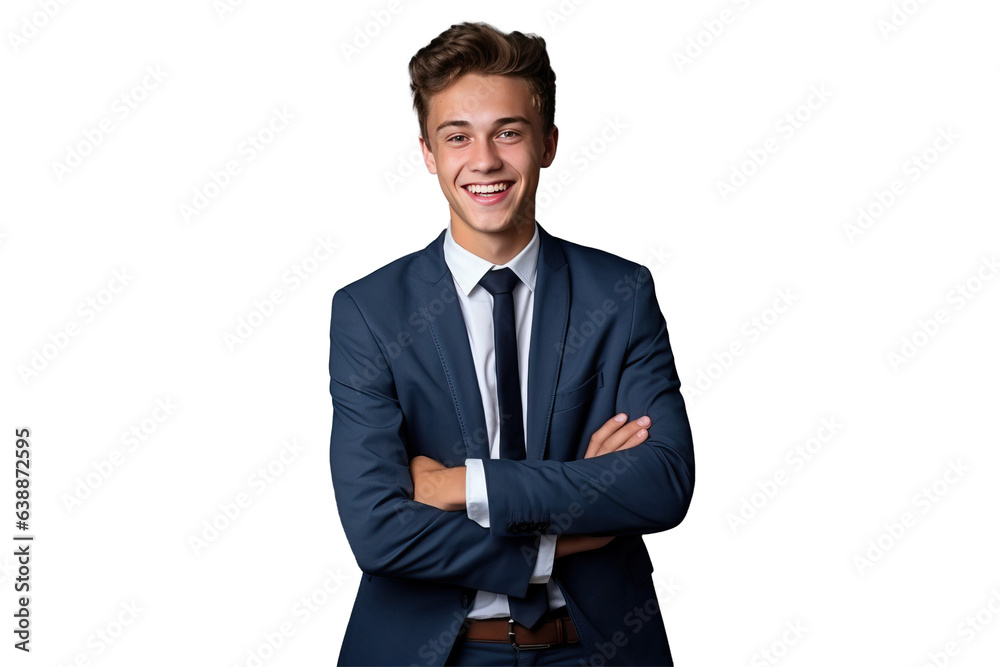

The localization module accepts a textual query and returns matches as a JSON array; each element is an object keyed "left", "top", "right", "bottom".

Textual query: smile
[
  {"left": 463, "top": 182, "right": 511, "bottom": 195},
  {"left": 462, "top": 181, "right": 513, "bottom": 205}
]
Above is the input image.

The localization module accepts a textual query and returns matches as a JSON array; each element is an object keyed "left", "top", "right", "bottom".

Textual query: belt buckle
[{"left": 507, "top": 618, "right": 551, "bottom": 650}]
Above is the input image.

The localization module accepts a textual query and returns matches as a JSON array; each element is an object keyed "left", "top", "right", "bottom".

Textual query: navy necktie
[
  {"left": 478, "top": 268, "right": 526, "bottom": 462},
  {"left": 478, "top": 267, "right": 548, "bottom": 630}
]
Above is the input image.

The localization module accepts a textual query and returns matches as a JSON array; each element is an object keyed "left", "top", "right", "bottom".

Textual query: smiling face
[{"left": 419, "top": 73, "right": 558, "bottom": 262}]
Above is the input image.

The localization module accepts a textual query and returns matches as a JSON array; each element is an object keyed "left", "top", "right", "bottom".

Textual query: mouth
[{"left": 462, "top": 181, "right": 513, "bottom": 204}]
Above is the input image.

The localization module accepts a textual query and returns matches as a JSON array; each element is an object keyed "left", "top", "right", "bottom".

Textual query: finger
[
  {"left": 607, "top": 426, "right": 648, "bottom": 454},
  {"left": 595, "top": 424, "right": 647, "bottom": 457},
  {"left": 589, "top": 416, "right": 650, "bottom": 458},
  {"left": 585, "top": 413, "right": 629, "bottom": 458}
]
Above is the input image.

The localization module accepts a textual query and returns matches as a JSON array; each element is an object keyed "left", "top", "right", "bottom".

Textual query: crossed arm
[
  {"left": 329, "top": 265, "right": 694, "bottom": 590},
  {"left": 408, "top": 265, "right": 693, "bottom": 545},
  {"left": 409, "top": 412, "right": 656, "bottom": 558}
]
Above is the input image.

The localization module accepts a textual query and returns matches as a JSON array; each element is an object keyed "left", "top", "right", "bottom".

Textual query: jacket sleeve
[
  {"left": 481, "top": 265, "right": 695, "bottom": 538},
  {"left": 328, "top": 288, "right": 540, "bottom": 597}
]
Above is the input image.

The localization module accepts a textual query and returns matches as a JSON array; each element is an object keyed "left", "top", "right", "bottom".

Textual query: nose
[{"left": 469, "top": 138, "right": 502, "bottom": 173}]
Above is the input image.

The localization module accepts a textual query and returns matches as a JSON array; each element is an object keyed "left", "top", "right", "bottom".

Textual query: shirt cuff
[
  {"left": 529, "top": 535, "right": 556, "bottom": 584},
  {"left": 465, "top": 458, "right": 489, "bottom": 528}
]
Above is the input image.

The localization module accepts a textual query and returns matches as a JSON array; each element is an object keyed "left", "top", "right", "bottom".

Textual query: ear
[
  {"left": 419, "top": 135, "right": 438, "bottom": 175},
  {"left": 540, "top": 124, "right": 559, "bottom": 168}
]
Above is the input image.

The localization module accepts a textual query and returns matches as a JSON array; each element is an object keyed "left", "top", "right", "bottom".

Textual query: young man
[{"left": 328, "top": 22, "right": 694, "bottom": 666}]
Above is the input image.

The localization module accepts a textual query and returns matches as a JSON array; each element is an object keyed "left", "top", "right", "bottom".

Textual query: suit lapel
[
  {"left": 526, "top": 223, "right": 569, "bottom": 460},
  {"left": 411, "top": 223, "right": 570, "bottom": 462},
  {"left": 413, "top": 229, "right": 491, "bottom": 460}
]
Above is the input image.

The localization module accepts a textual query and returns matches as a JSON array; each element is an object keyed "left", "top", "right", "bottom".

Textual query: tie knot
[{"left": 478, "top": 267, "right": 520, "bottom": 296}]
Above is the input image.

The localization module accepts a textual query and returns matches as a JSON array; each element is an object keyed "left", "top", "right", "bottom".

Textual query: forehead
[{"left": 427, "top": 73, "right": 539, "bottom": 127}]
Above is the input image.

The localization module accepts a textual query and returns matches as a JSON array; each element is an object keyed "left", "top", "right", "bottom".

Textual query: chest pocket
[{"left": 552, "top": 370, "right": 603, "bottom": 414}]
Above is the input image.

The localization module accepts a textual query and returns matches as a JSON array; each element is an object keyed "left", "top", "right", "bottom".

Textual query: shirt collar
[{"left": 443, "top": 221, "right": 539, "bottom": 297}]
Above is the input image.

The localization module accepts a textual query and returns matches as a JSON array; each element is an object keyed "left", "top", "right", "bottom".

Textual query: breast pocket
[{"left": 552, "top": 370, "right": 604, "bottom": 414}]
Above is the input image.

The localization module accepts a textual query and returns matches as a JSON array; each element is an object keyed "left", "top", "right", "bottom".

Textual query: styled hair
[{"left": 409, "top": 22, "right": 556, "bottom": 145}]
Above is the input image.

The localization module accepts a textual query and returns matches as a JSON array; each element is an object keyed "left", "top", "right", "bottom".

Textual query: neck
[{"left": 451, "top": 216, "right": 535, "bottom": 265}]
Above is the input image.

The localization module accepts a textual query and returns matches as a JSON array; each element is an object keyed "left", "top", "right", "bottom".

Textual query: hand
[
  {"left": 409, "top": 455, "right": 465, "bottom": 511},
  {"left": 585, "top": 413, "right": 651, "bottom": 459}
]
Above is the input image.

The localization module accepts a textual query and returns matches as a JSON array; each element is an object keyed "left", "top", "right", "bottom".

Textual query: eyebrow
[{"left": 434, "top": 116, "right": 532, "bottom": 135}]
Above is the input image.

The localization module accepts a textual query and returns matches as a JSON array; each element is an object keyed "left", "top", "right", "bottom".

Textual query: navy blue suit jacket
[{"left": 328, "top": 222, "right": 694, "bottom": 666}]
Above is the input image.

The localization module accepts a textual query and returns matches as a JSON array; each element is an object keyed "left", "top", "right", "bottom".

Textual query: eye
[
  {"left": 447, "top": 134, "right": 469, "bottom": 143},
  {"left": 498, "top": 130, "right": 519, "bottom": 139}
]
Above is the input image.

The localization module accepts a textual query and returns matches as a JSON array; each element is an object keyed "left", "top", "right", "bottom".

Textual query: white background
[{"left": 2, "top": 1, "right": 999, "bottom": 665}]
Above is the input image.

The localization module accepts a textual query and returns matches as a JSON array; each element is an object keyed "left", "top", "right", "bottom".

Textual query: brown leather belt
[{"left": 463, "top": 609, "right": 579, "bottom": 649}]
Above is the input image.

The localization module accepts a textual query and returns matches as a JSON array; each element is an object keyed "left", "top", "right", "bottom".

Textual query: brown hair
[{"left": 409, "top": 22, "right": 556, "bottom": 145}]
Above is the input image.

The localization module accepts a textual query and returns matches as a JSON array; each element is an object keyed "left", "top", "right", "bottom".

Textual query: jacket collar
[{"left": 442, "top": 221, "right": 540, "bottom": 296}]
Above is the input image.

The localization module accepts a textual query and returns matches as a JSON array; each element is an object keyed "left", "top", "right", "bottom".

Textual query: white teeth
[{"left": 465, "top": 183, "right": 509, "bottom": 194}]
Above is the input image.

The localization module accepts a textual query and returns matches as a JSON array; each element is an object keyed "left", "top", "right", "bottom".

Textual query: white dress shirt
[{"left": 442, "top": 221, "right": 567, "bottom": 619}]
